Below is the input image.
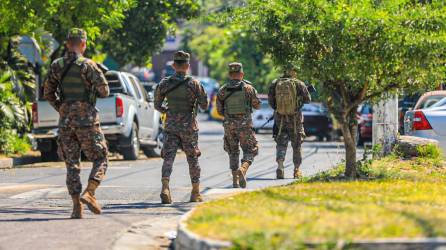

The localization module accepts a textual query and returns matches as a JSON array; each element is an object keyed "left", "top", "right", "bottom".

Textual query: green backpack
[{"left": 275, "top": 78, "right": 298, "bottom": 115}]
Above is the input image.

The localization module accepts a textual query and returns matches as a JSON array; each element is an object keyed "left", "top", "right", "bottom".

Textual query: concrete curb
[
  {"left": 0, "top": 155, "right": 41, "bottom": 169},
  {"left": 175, "top": 210, "right": 231, "bottom": 250}
]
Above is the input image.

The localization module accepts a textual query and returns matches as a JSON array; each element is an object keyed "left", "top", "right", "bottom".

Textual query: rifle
[{"left": 260, "top": 116, "right": 274, "bottom": 129}]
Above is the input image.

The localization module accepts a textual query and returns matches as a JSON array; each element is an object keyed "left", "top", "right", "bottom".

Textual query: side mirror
[{"left": 147, "top": 92, "right": 154, "bottom": 102}]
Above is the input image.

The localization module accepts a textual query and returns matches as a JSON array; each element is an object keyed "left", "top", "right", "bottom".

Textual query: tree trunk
[{"left": 341, "top": 118, "right": 358, "bottom": 178}]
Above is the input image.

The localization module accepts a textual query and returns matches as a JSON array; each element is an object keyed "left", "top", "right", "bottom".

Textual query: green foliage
[
  {"left": 103, "top": 0, "right": 200, "bottom": 66},
  {"left": 0, "top": 69, "right": 28, "bottom": 131},
  {"left": 0, "top": 128, "right": 30, "bottom": 156},
  {"left": 417, "top": 143, "right": 442, "bottom": 160}
]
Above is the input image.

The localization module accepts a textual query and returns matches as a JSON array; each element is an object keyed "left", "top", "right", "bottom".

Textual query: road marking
[{"left": 10, "top": 187, "right": 65, "bottom": 199}]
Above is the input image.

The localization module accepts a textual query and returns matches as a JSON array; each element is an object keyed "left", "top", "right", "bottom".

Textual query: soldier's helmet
[
  {"left": 67, "top": 28, "right": 87, "bottom": 41},
  {"left": 228, "top": 62, "right": 243, "bottom": 73},
  {"left": 173, "top": 51, "right": 190, "bottom": 64}
]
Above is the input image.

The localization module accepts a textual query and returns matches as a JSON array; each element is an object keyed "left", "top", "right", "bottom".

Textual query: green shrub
[
  {"left": 0, "top": 128, "right": 30, "bottom": 156},
  {"left": 417, "top": 144, "right": 442, "bottom": 160}
]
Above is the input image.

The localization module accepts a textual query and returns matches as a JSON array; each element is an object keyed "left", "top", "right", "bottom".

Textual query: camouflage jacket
[
  {"left": 217, "top": 79, "right": 261, "bottom": 126},
  {"left": 43, "top": 51, "right": 109, "bottom": 128},
  {"left": 268, "top": 77, "right": 311, "bottom": 121},
  {"left": 154, "top": 73, "right": 208, "bottom": 132}
]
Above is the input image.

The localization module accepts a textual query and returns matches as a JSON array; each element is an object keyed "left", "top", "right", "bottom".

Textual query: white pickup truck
[{"left": 32, "top": 71, "right": 163, "bottom": 161}]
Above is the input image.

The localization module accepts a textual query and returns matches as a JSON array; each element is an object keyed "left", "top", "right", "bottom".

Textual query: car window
[
  {"left": 106, "top": 73, "right": 126, "bottom": 95},
  {"left": 419, "top": 95, "right": 445, "bottom": 109},
  {"left": 260, "top": 100, "right": 270, "bottom": 110},
  {"left": 128, "top": 77, "right": 142, "bottom": 100},
  {"left": 122, "top": 75, "right": 136, "bottom": 98},
  {"left": 430, "top": 97, "right": 446, "bottom": 108}
]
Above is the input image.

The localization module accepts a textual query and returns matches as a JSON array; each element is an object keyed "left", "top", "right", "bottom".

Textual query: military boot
[
  {"left": 276, "top": 160, "right": 285, "bottom": 179},
  {"left": 70, "top": 194, "right": 83, "bottom": 219},
  {"left": 232, "top": 171, "right": 240, "bottom": 188},
  {"left": 237, "top": 162, "right": 251, "bottom": 188},
  {"left": 80, "top": 180, "right": 102, "bottom": 214},
  {"left": 294, "top": 166, "right": 303, "bottom": 179},
  {"left": 190, "top": 183, "right": 203, "bottom": 202},
  {"left": 160, "top": 177, "right": 172, "bottom": 204}
]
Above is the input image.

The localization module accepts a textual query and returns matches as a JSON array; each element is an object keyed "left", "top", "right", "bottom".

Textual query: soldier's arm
[
  {"left": 298, "top": 81, "right": 311, "bottom": 104},
  {"left": 268, "top": 80, "right": 277, "bottom": 110},
  {"left": 84, "top": 60, "right": 109, "bottom": 97},
  {"left": 193, "top": 79, "right": 209, "bottom": 110},
  {"left": 249, "top": 86, "right": 261, "bottom": 110},
  {"left": 216, "top": 88, "right": 225, "bottom": 116},
  {"left": 154, "top": 81, "right": 167, "bottom": 113},
  {"left": 43, "top": 62, "right": 62, "bottom": 112}
]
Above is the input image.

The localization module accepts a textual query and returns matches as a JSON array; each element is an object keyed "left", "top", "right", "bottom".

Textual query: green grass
[{"left": 187, "top": 152, "right": 446, "bottom": 249}]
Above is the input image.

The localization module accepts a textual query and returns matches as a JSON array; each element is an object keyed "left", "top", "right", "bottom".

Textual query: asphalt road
[{"left": 0, "top": 116, "right": 354, "bottom": 250}]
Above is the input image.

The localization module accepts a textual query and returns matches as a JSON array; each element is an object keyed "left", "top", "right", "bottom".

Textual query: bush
[
  {"left": 417, "top": 144, "right": 442, "bottom": 160},
  {"left": 0, "top": 128, "right": 30, "bottom": 156}
]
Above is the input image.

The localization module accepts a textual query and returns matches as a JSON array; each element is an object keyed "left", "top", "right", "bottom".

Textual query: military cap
[
  {"left": 228, "top": 62, "right": 243, "bottom": 73},
  {"left": 173, "top": 51, "right": 190, "bottom": 63},
  {"left": 67, "top": 28, "right": 87, "bottom": 41}
]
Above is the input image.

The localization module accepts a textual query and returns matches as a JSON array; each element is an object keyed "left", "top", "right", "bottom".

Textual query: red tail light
[
  {"left": 116, "top": 96, "right": 124, "bottom": 117},
  {"left": 413, "top": 111, "right": 432, "bottom": 130},
  {"left": 32, "top": 102, "right": 38, "bottom": 124}
]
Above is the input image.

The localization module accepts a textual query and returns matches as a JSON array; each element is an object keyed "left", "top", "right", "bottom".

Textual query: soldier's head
[
  {"left": 66, "top": 28, "right": 87, "bottom": 54},
  {"left": 283, "top": 65, "right": 297, "bottom": 78},
  {"left": 172, "top": 51, "right": 190, "bottom": 73},
  {"left": 228, "top": 62, "right": 244, "bottom": 80}
]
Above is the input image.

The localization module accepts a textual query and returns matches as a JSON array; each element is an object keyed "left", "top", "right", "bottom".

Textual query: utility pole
[{"left": 372, "top": 94, "right": 399, "bottom": 156}]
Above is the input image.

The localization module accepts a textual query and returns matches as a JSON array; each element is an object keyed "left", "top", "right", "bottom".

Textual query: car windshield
[
  {"left": 430, "top": 97, "right": 446, "bottom": 108},
  {"left": 260, "top": 100, "right": 270, "bottom": 110},
  {"left": 418, "top": 95, "right": 446, "bottom": 109}
]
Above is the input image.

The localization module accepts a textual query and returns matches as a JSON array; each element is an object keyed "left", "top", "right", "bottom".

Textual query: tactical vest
[
  {"left": 224, "top": 84, "right": 250, "bottom": 115},
  {"left": 166, "top": 77, "right": 193, "bottom": 113},
  {"left": 59, "top": 57, "right": 90, "bottom": 102}
]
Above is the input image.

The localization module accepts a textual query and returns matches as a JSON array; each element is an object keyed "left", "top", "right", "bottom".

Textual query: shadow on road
[{"left": 104, "top": 201, "right": 193, "bottom": 214}]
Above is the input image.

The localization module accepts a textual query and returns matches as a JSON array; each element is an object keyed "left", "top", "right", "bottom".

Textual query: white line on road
[{"left": 10, "top": 187, "right": 65, "bottom": 199}]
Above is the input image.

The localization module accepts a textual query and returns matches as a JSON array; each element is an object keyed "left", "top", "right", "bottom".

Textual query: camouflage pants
[
  {"left": 58, "top": 125, "right": 108, "bottom": 195},
  {"left": 223, "top": 122, "right": 258, "bottom": 171},
  {"left": 274, "top": 116, "right": 304, "bottom": 167},
  {"left": 161, "top": 130, "right": 201, "bottom": 183}
]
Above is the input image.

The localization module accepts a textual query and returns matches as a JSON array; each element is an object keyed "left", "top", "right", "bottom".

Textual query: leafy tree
[
  {"left": 239, "top": 0, "right": 446, "bottom": 177},
  {"left": 187, "top": 25, "right": 278, "bottom": 92},
  {"left": 102, "top": 0, "right": 200, "bottom": 66}
]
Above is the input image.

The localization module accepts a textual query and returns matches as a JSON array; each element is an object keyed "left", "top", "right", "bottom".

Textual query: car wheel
[
  {"left": 143, "top": 130, "right": 164, "bottom": 158},
  {"left": 41, "top": 150, "right": 59, "bottom": 162},
  {"left": 325, "top": 133, "right": 333, "bottom": 142},
  {"left": 356, "top": 127, "right": 364, "bottom": 147},
  {"left": 122, "top": 122, "right": 140, "bottom": 161}
]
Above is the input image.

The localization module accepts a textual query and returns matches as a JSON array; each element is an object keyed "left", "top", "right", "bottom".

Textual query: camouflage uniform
[
  {"left": 268, "top": 74, "right": 311, "bottom": 177},
  {"left": 43, "top": 29, "right": 109, "bottom": 196},
  {"left": 154, "top": 54, "right": 208, "bottom": 185},
  {"left": 217, "top": 63, "right": 260, "bottom": 188}
]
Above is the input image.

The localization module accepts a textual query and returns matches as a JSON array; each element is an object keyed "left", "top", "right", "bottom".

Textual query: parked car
[
  {"left": 404, "top": 101, "right": 446, "bottom": 156},
  {"left": 398, "top": 94, "right": 421, "bottom": 134},
  {"left": 404, "top": 90, "right": 446, "bottom": 142},
  {"left": 302, "top": 103, "right": 333, "bottom": 141},
  {"left": 356, "top": 103, "right": 373, "bottom": 146},
  {"left": 252, "top": 95, "right": 274, "bottom": 132},
  {"left": 32, "top": 71, "right": 163, "bottom": 161}
]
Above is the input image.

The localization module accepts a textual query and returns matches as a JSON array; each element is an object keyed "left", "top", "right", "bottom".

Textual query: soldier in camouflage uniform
[
  {"left": 268, "top": 67, "right": 311, "bottom": 179},
  {"left": 44, "top": 28, "right": 109, "bottom": 219},
  {"left": 217, "top": 63, "right": 260, "bottom": 188},
  {"left": 154, "top": 51, "right": 208, "bottom": 204}
]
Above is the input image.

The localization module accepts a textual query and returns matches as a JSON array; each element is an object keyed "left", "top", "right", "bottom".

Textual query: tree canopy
[{"left": 238, "top": 0, "right": 446, "bottom": 177}]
